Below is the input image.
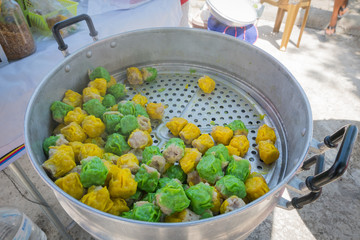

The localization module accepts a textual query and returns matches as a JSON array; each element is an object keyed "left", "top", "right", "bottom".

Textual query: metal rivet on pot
[
  {"left": 110, "top": 41, "right": 117, "bottom": 48},
  {"left": 301, "top": 128, "right": 306, "bottom": 136},
  {"left": 86, "top": 51, "right": 92, "bottom": 58},
  {"left": 65, "top": 65, "right": 71, "bottom": 72}
]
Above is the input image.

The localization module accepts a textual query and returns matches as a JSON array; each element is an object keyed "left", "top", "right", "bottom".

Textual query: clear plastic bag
[{"left": 24, "top": 0, "right": 79, "bottom": 36}]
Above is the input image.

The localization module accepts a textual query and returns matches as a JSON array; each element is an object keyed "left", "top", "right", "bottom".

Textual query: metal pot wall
[{"left": 24, "top": 15, "right": 357, "bottom": 240}]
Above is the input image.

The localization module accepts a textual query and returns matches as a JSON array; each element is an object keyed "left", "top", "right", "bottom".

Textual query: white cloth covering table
[{"left": 0, "top": 0, "right": 182, "bottom": 168}]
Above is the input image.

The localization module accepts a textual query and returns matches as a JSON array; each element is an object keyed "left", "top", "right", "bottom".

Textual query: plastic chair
[{"left": 260, "top": 0, "right": 311, "bottom": 51}]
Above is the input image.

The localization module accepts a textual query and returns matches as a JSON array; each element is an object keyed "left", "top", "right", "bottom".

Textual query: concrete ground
[{"left": 1, "top": 0, "right": 359, "bottom": 239}]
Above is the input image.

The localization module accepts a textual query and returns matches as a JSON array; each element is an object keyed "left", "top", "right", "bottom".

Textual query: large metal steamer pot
[{"left": 25, "top": 15, "right": 357, "bottom": 240}]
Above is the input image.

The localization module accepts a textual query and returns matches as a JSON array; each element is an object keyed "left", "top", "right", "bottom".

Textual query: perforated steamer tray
[{"left": 113, "top": 63, "right": 288, "bottom": 190}]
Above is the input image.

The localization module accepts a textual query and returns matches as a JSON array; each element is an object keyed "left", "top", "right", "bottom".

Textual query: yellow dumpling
[
  {"left": 53, "top": 123, "right": 66, "bottom": 135},
  {"left": 117, "top": 153, "right": 140, "bottom": 174},
  {"left": 166, "top": 117, "right": 188, "bottom": 137},
  {"left": 68, "top": 141, "right": 83, "bottom": 164},
  {"left": 132, "top": 93, "right": 148, "bottom": 107},
  {"left": 229, "top": 135, "right": 250, "bottom": 157},
  {"left": 220, "top": 196, "right": 246, "bottom": 214},
  {"left": 82, "top": 115, "right": 105, "bottom": 138},
  {"left": 165, "top": 209, "right": 200, "bottom": 222},
  {"left": 107, "top": 198, "right": 130, "bottom": 216},
  {"left": 211, "top": 126, "right": 233, "bottom": 145},
  {"left": 210, "top": 187, "right": 222, "bottom": 215},
  {"left": 84, "top": 137, "right": 106, "bottom": 148},
  {"left": 137, "top": 115, "right": 152, "bottom": 133},
  {"left": 226, "top": 145, "right": 240, "bottom": 157},
  {"left": 60, "top": 122, "right": 87, "bottom": 142},
  {"left": 146, "top": 102, "right": 165, "bottom": 120},
  {"left": 103, "top": 160, "right": 121, "bottom": 186},
  {"left": 257, "top": 140, "right": 279, "bottom": 164},
  {"left": 55, "top": 172, "right": 84, "bottom": 200},
  {"left": 62, "top": 89, "right": 82, "bottom": 108},
  {"left": 82, "top": 87, "right": 103, "bottom": 103},
  {"left": 255, "top": 124, "right": 276, "bottom": 144},
  {"left": 109, "top": 104, "right": 118, "bottom": 111},
  {"left": 198, "top": 75, "right": 216, "bottom": 94},
  {"left": 78, "top": 143, "right": 104, "bottom": 160},
  {"left": 80, "top": 186, "right": 113, "bottom": 212},
  {"left": 179, "top": 123, "right": 201, "bottom": 145},
  {"left": 179, "top": 148, "right": 202, "bottom": 174},
  {"left": 88, "top": 78, "right": 107, "bottom": 96},
  {"left": 127, "top": 67, "right": 143, "bottom": 85},
  {"left": 42, "top": 145, "right": 75, "bottom": 179},
  {"left": 128, "top": 129, "right": 153, "bottom": 149},
  {"left": 64, "top": 107, "right": 88, "bottom": 125},
  {"left": 245, "top": 173, "right": 270, "bottom": 202},
  {"left": 192, "top": 133, "right": 214, "bottom": 154},
  {"left": 108, "top": 168, "right": 138, "bottom": 199},
  {"left": 107, "top": 75, "right": 117, "bottom": 89}
]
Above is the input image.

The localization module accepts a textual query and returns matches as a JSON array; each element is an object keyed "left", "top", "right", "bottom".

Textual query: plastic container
[
  {"left": 0, "top": 207, "right": 47, "bottom": 240},
  {"left": 206, "top": 0, "right": 257, "bottom": 27},
  {"left": 0, "top": 0, "right": 36, "bottom": 60}
]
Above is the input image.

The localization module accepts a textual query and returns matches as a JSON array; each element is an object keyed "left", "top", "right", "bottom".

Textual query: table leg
[{"left": 8, "top": 161, "right": 73, "bottom": 240}]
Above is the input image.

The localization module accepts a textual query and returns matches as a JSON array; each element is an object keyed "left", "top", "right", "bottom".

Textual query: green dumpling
[
  {"left": 225, "top": 120, "right": 248, "bottom": 136},
  {"left": 103, "top": 112, "right": 123, "bottom": 134},
  {"left": 185, "top": 182, "right": 214, "bottom": 215},
  {"left": 108, "top": 83, "right": 127, "bottom": 101},
  {"left": 118, "top": 101, "right": 135, "bottom": 116},
  {"left": 164, "top": 165, "right": 187, "bottom": 183},
  {"left": 135, "top": 164, "right": 160, "bottom": 193},
  {"left": 102, "top": 152, "right": 120, "bottom": 163},
  {"left": 158, "top": 177, "right": 172, "bottom": 189},
  {"left": 134, "top": 103, "right": 149, "bottom": 118},
  {"left": 89, "top": 66, "right": 111, "bottom": 82},
  {"left": 141, "top": 67, "right": 157, "bottom": 82},
  {"left": 215, "top": 175, "right": 246, "bottom": 198},
  {"left": 143, "top": 146, "right": 162, "bottom": 162},
  {"left": 200, "top": 209, "right": 213, "bottom": 219},
  {"left": 196, "top": 154, "right": 224, "bottom": 185},
  {"left": 205, "top": 144, "right": 231, "bottom": 168},
  {"left": 119, "top": 115, "right": 139, "bottom": 136},
  {"left": 162, "top": 138, "right": 186, "bottom": 164},
  {"left": 142, "top": 193, "right": 156, "bottom": 204},
  {"left": 83, "top": 99, "right": 106, "bottom": 118},
  {"left": 105, "top": 133, "right": 130, "bottom": 156},
  {"left": 121, "top": 211, "right": 133, "bottom": 219},
  {"left": 43, "top": 135, "right": 60, "bottom": 156},
  {"left": 155, "top": 179, "right": 190, "bottom": 215},
  {"left": 80, "top": 156, "right": 109, "bottom": 188},
  {"left": 50, "top": 101, "right": 74, "bottom": 123},
  {"left": 143, "top": 146, "right": 166, "bottom": 174},
  {"left": 102, "top": 94, "right": 116, "bottom": 108},
  {"left": 122, "top": 202, "right": 161, "bottom": 222},
  {"left": 127, "top": 189, "right": 143, "bottom": 207},
  {"left": 225, "top": 157, "right": 251, "bottom": 182}
]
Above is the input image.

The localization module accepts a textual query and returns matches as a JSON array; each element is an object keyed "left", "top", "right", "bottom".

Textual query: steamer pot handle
[
  {"left": 305, "top": 125, "right": 358, "bottom": 192},
  {"left": 52, "top": 14, "right": 98, "bottom": 57},
  {"left": 279, "top": 125, "right": 358, "bottom": 210}
]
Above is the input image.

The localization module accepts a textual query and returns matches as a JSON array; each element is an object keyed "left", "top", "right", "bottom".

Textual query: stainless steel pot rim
[{"left": 24, "top": 27, "right": 313, "bottom": 226}]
